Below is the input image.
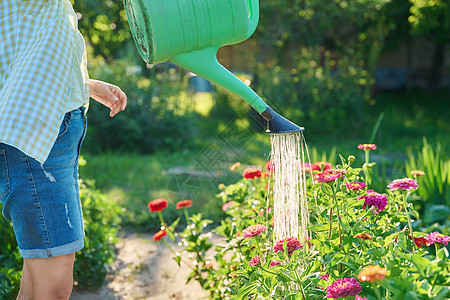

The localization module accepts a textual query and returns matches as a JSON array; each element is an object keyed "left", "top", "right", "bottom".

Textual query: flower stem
[
  {"left": 184, "top": 208, "right": 190, "bottom": 225},
  {"left": 162, "top": 239, "right": 195, "bottom": 271},
  {"left": 371, "top": 282, "right": 382, "bottom": 300},
  {"left": 331, "top": 186, "right": 343, "bottom": 245},
  {"left": 157, "top": 211, "right": 167, "bottom": 228},
  {"left": 255, "top": 237, "right": 262, "bottom": 257},
  {"left": 328, "top": 208, "right": 333, "bottom": 239},
  {"left": 402, "top": 191, "right": 417, "bottom": 251}
]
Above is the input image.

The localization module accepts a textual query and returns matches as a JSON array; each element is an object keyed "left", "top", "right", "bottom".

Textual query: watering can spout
[{"left": 260, "top": 106, "right": 304, "bottom": 134}]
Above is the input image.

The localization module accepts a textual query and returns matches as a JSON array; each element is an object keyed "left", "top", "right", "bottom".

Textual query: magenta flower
[
  {"left": 325, "top": 168, "right": 348, "bottom": 175},
  {"left": 346, "top": 182, "right": 367, "bottom": 190},
  {"left": 269, "top": 260, "right": 286, "bottom": 268},
  {"left": 320, "top": 273, "right": 330, "bottom": 282},
  {"left": 242, "top": 224, "right": 267, "bottom": 238},
  {"left": 326, "top": 278, "right": 362, "bottom": 299},
  {"left": 358, "top": 190, "right": 387, "bottom": 213},
  {"left": 387, "top": 178, "right": 419, "bottom": 191},
  {"left": 273, "top": 237, "right": 303, "bottom": 255},
  {"left": 426, "top": 232, "right": 450, "bottom": 246},
  {"left": 356, "top": 296, "right": 367, "bottom": 300},
  {"left": 358, "top": 144, "right": 377, "bottom": 150},
  {"left": 249, "top": 255, "right": 260, "bottom": 266},
  {"left": 315, "top": 172, "right": 343, "bottom": 183}
]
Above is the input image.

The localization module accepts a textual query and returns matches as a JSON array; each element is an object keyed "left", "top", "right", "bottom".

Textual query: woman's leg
[{"left": 18, "top": 253, "right": 75, "bottom": 300}]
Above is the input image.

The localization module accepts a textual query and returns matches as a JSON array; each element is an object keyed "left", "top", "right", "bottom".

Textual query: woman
[{"left": 0, "top": 1, "right": 127, "bottom": 299}]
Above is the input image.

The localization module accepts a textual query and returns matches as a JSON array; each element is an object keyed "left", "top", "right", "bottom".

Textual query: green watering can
[{"left": 124, "top": 0, "right": 303, "bottom": 133}]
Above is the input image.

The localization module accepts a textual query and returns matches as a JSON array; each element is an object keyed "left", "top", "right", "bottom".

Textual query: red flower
[
  {"left": 153, "top": 230, "right": 167, "bottom": 241},
  {"left": 243, "top": 168, "right": 262, "bottom": 179},
  {"left": 408, "top": 236, "right": 428, "bottom": 248},
  {"left": 311, "top": 161, "right": 332, "bottom": 172},
  {"left": 314, "top": 172, "right": 343, "bottom": 183},
  {"left": 148, "top": 198, "right": 168, "bottom": 212},
  {"left": 273, "top": 237, "right": 303, "bottom": 255},
  {"left": 249, "top": 255, "right": 260, "bottom": 266},
  {"left": 176, "top": 199, "right": 193, "bottom": 209},
  {"left": 358, "top": 144, "right": 377, "bottom": 150},
  {"left": 242, "top": 224, "right": 267, "bottom": 238},
  {"left": 355, "top": 233, "right": 373, "bottom": 240}
]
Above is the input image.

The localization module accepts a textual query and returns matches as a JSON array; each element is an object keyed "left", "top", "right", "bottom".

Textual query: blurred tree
[
  {"left": 409, "top": 0, "right": 450, "bottom": 91},
  {"left": 72, "top": 0, "right": 134, "bottom": 60}
]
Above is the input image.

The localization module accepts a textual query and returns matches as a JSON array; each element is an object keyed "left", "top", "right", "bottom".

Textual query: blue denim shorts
[{"left": 0, "top": 107, "right": 87, "bottom": 259}]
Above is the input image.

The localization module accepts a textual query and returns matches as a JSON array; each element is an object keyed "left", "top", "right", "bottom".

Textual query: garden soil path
[{"left": 70, "top": 232, "right": 210, "bottom": 300}]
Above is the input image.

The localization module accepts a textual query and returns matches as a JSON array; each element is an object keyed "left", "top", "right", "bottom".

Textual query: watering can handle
[{"left": 246, "top": 0, "right": 259, "bottom": 39}]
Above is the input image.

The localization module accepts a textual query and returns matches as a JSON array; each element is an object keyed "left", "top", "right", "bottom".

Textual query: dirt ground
[{"left": 70, "top": 233, "right": 210, "bottom": 300}]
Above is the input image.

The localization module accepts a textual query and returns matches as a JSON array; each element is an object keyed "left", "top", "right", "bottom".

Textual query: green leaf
[
  {"left": 409, "top": 254, "right": 429, "bottom": 277},
  {"left": 236, "top": 282, "right": 259, "bottom": 300},
  {"left": 384, "top": 231, "right": 401, "bottom": 246}
]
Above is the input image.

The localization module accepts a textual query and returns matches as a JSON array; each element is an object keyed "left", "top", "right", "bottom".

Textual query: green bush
[
  {"left": 73, "top": 179, "right": 121, "bottom": 290},
  {"left": 0, "top": 217, "right": 21, "bottom": 299},
  {"left": 84, "top": 58, "right": 198, "bottom": 154}
]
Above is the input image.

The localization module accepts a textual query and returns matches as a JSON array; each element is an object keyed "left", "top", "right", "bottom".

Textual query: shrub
[
  {"left": 154, "top": 143, "right": 450, "bottom": 299},
  {"left": 73, "top": 179, "right": 121, "bottom": 290}
]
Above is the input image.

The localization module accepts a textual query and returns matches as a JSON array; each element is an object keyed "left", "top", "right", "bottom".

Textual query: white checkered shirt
[{"left": 0, "top": 0, "right": 89, "bottom": 164}]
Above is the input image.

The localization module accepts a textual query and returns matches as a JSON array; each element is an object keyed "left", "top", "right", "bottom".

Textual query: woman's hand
[{"left": 89, "top": 79, "right": 127, "bottom": 117}]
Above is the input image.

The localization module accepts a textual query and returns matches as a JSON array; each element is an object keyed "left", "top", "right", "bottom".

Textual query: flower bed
[{"left": 149, "top": 144, "right": 449, "bottom": 299}]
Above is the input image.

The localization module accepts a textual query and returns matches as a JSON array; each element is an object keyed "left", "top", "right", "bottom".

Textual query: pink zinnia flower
[
  {"left": 325, "top": 168, "right": 348, "bottom": 175},
  {"left": 265, "top": 160, "right": 275, "bottom": 173},
  {"left": 326, "top": 278, "right": 362, "bottom": 299},
  {"left": 346, "top": 182, "right": 367, "bottom": 190},
  {"left": 315, "top": 172, "right": 343, "bottom": 183},
  {"left": 311, "top": 161, "right": 332, "bottom": 172},
  {"left": 354, "top": 233, "right": 372, "bottom": 240},
  {"left": 153, "top": 230, "right": 167, "bottom": 242},
  {"left": 269, "top": 260, "right": 285, "bottom": 268},
  {"left": 242, "top": 224, "right": 267, "bottom": 238},
  {"left": 358, "top": 190, "right": 387, "bottom": 213},
  {"left": 356, "top": 296, "right": 367, "bottom": 300},
  {"left": 176, "top": 199, "right": 193, "bottom": 209},
  {"left": 148, "top": 199, "right": 168, "bottom": 213},
  {"left": 222, "top": 201, "right": 236, "bottom": 211},
  {"left": 320, "top": 273, "right": 330, "bottom": 281},
  {"left": 273, "top": 237, "right": 303, "bottom": 255},
  {"left": 426, "top": 232, "right": 450, "bottom": 246},
  {"left": 358, "top": 144, "right": 377, "bottom": 150},
  {"left": 243, "top": 168, "right": 262, "bottom": 179},
  {"left": 387, "top": 178, "right": 419, "bottom": 191},
  {"left": 249, "top": 255, "right": 260, "bottom": 266}
]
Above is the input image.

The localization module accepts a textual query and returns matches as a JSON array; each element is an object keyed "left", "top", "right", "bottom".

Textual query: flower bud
[{"left": 348, "top": 155, "right": 355, "bottom": 163}]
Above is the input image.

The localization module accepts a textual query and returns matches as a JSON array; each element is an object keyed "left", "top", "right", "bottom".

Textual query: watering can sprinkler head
[{"left": 260, "top": 106, "right": 304, "bottom": 134}]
